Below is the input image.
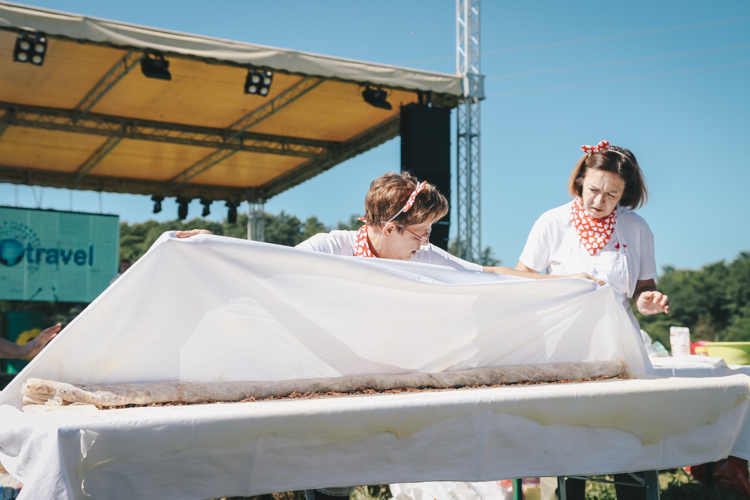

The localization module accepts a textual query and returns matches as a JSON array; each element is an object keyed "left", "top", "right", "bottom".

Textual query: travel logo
[
  {"left": 0, "top": 221, "right": 40, "bottom": 268},
  {"left": 0, "top": 220, "right": 95, "bottom": 269}
]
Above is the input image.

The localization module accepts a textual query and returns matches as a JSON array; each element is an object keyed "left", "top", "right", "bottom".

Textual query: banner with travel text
[{"left": 0, "top": 207, "right": 119, "bottom": 302}]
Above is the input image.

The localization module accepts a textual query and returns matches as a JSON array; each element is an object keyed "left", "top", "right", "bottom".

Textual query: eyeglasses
[
  {"left": 378, "top": 221, "right": 432, "bottom": 245},
  {"left": 398, "top": 225, "right": 431, "bottom": 245}
]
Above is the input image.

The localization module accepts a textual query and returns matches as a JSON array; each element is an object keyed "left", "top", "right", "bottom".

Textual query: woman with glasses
[{"left": 296, "top": 171, "right": 603, "bottom": 283}]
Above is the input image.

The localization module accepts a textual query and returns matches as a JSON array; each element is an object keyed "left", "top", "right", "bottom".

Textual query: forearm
[
  {"left": 484, "top": 266, "right": 551, "bottom": 279},
  {"left": 0, "top": 338, "right": 28, "bottom": 359}
]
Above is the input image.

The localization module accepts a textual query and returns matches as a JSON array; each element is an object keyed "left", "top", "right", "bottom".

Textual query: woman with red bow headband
[
  {"left": 517, "top": 141, "right": 669, "bottom": 500},
  {"left": 517, "top": 141, "right": 669, "bottom": 321}
]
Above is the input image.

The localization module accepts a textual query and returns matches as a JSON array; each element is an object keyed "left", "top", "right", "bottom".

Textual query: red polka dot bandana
[
  {"left": 354, "top": 223, "right": 374, "bottom": 258},
  {"left": 570, "top": 197, "right": 617, "bottom": 256}
]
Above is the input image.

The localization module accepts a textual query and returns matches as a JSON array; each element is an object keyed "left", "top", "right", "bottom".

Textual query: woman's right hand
[
  {"left": 567, "top": 273, "right": 606, "bottom": 286},
  {"left": 175, "top": 229, "right": 212, "bottom": 238}
]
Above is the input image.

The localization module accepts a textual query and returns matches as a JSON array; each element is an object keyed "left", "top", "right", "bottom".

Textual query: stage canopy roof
[{"left": 0, "top": 2, "right": 462, "bottom": 203}]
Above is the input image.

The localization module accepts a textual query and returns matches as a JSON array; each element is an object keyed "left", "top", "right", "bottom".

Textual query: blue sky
[{"left": 2, "top": 0, "right": 749, "bottom": 271}]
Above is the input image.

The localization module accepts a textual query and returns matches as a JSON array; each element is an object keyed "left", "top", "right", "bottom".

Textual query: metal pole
[
  {"left": 248, "top": 200, "right": 265, "bottom": 241},
  {"left": 456, "top": 0, "right": 484, "bottom": 263}
]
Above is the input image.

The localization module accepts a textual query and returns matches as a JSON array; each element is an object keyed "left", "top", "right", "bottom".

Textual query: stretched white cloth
[{"left": 0, "top": 232, "right": 652, "bottom": 409}]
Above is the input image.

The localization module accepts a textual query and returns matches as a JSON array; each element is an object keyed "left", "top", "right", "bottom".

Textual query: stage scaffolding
[{"left": 456, "top": 0, "right": 485, "bottom": 263}]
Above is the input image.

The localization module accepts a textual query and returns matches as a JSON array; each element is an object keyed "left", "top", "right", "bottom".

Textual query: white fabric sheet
[
  {"left": 0, "top": 232, "right": 704, "bottom": 499},
  {"left": 0, "top": 232, "right": 653, "bottom": 409},
  {"left": 0, "top": 1, "right": 462, "bottom": 95}
]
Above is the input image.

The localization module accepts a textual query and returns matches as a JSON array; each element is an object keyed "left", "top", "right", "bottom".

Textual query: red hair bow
[{"left": 581, "top": 140, "right": 609, "bottom": 154}]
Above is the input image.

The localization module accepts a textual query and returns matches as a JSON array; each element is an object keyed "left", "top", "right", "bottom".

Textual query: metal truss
[
  {"left": 0, "top": 102, "right": 335, "bottom": 158},
  {"left": 0, "top": 115, "right": 399, "bottom": 205},
  {"left": 75, "top": 136, "right": 123, "bottom": 183},
  {"left": 247, "top": 201, "right": 265, "bottom": 241},
  {"left": 259, "top": 114, "right": 400, "bottom": 200},
  {"left": 0, "top": 164, "right": 246, "bottom": 200},
  {"left": 75, "top": 50, "right": 144, "bottom": 120},
  {"left": 170, "top": 77, "right": 325, "bottom": 187},
  {"left": 456, "top": 0, "right": 484, "bottom": 264}
]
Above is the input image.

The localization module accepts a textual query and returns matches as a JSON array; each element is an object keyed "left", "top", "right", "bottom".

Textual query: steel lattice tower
[{"left": 456, "top": 0, "right": 484, "bottom": 263}]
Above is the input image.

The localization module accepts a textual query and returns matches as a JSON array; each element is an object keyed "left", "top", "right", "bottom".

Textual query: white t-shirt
[
  {"left": 519, "top": 201, "right": 658, "bottom": 299},
  {"left": 296, "top": 230, "right": 483, "bottom": 272}
]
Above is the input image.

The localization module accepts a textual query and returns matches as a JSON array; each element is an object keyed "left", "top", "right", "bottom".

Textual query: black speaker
[{"left": 400, "top": 103, "right": 451, "bottom": 250}]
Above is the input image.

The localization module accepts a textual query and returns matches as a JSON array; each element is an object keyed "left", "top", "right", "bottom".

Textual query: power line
[
  {"left": 486, "top": 44, "right": 750, "bottom": 80},
  {"left": 397, "top": 16, "right": 750, "bottom": 65},
  {"left": 486, "top": 61, "right": 750, "bottom": 97}
]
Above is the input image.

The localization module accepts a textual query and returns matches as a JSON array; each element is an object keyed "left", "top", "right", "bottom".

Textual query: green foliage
[
  {"left": 635, "top": 252, "right": 750, "bottom": 346},
  {"left": 584, "top": 477, "right": 617, "bottom": 500},
  {"left": 447, "top": 238, "right": 502, "bottom": 267},
  {"left": 660, "top": 480, "right": 748, "bottom": 500},
  {"left": 352, "top": 486, "right": 392, "bottom": 500},
  {"left": 337, "top": 214, "right": 365, "bottom": 231},
  {"left": 119, "top": 212, "right": 337, "bottom": 263}
]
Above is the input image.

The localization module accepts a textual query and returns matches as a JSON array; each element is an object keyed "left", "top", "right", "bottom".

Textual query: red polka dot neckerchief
[
  {"left": 570, "top": 197, "right": 617, "bottom": 256},
  {"left": 354, "top": 222, "right": 375, "bottom": 258}
]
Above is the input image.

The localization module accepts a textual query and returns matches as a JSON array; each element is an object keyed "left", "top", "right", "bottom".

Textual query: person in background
[
  {"left": 0, "top": 323, "right": 60, "bottom": 390},
  {"left": 515, "top": 141, "right": 669, "bottom": 500},
  {"left": 109, "top": 259, "right": 132, "bottom": 285}
]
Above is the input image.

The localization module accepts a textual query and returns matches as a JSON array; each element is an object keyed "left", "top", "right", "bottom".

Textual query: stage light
[
  {"left": 141, "top": 52, "right": 171, "bottom": 81},
  {"left": 200, "top": 199, "right": 212, "bottom": 217},
  {"left": 176, "top": 197, "right": 190, "bottom": 220},
  {"left": 226, "top": 201, "right": 238, "bottom": 224},
  {"left": 151, "top": 195, "right": 164, "bottom": 214},
  {"left": 14, "top": 31, "right": 47, "bottom": 66},
  {"left": 244, "top": 69, "right": 273, "bottom": 97},
  {"left": 362, "top": 85, "right": 392, "bottom": 110}
]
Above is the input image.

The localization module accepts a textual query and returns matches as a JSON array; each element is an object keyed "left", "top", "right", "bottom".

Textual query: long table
[{"left": 2, "top": 375, "right": 749, "bottom": 500}]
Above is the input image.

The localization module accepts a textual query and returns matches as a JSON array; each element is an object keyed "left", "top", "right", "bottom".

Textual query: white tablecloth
[
  {"left": 3, "top": 376, "right": 750, "bottom": 500},
  {"left": 651, "top": 355, "right": 750, "bottom": 378}
]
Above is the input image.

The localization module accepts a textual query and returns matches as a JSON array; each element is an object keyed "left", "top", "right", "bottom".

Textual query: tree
[
  {"left": 447, "top": 238, "right": 501, "bottom": 267},
  {"left": 119, "top": 212, "right": 336, "bottom": 262},
  {"left": 635, "top": 252, "right": 750, "bottom": 346},
  {"left": 337, "top": 214, "right": 364, "bottom": 231}
]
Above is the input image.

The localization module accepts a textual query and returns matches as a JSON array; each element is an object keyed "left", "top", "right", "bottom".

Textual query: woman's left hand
[
  {"left": 636, "top": 290, "right": 670, "bottom": 315},
  {"left": 23, "top": 323, "right": 61, "bottom": 359}
]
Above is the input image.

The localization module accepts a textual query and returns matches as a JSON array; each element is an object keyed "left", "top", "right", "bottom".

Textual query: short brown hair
[
  {"left": 363, "top": 172, "right": 449, "bottom": 228},
  {"left": 568, "top": 145, "right": 648, "bottom": 209}
]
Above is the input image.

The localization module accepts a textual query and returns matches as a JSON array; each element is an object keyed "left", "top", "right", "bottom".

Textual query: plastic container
[
  {"left": 706, "top": 342, "right": 750, "bottom": 365},
  {"left": 691, "top": 340, "right": 711, "bottom": 356},
  {"left": 670, "top": 326, "right": 691, "bottom": 357}
]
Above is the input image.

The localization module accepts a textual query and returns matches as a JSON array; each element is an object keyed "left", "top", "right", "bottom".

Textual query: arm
[
  {"left": 634, "top": 279, "right": 670, "bottom": 315},
  {"left": 175, "top": 229, "right": 212, "bottom": 238},
  {"left": 484, "top": 264, "right": 605, "bottom": 285},
  {"left": 0, "top": 324, "right": 60, "bottom": 359}
]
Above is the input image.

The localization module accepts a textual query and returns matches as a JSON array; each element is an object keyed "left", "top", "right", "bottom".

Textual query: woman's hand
[
  {"left": 636, "top": 290, "right": 670, "bottom": 315},
  {"left": 175, "top": 229, "right": 212, "bottom": 238},
  {"left": 22, "top": 323, "right": 61, "bottom": 359},
  {"left": 566, "top": 273, "right": 606, "bottom": 286}
]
